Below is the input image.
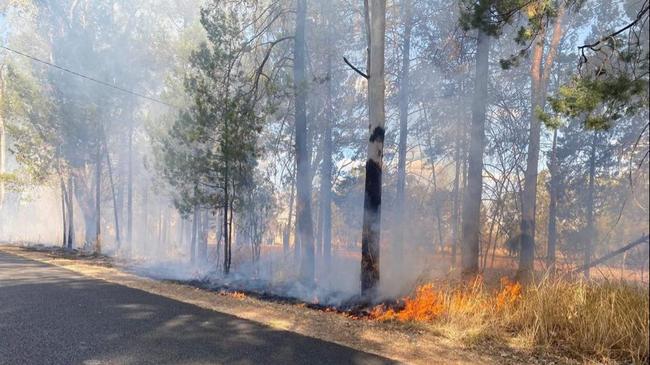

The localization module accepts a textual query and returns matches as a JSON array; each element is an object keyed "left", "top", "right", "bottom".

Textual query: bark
[
  {"left": 546, "top": 129, "right": 559, "bottom": 271},
  {"left": 394, "top": 0, "right": 412, "bottom": 258},
  {"left": 361, "top": 0, "right": 387, "bottom": 296},
  {"left": 294, "top": 0, "right": 315, "bottom": 285},
  {"left": 584, "top": 132, "right": 597, "bottom": 278},
  {"left": 461, "top": 28, "right": 490, "bottom": 278}
]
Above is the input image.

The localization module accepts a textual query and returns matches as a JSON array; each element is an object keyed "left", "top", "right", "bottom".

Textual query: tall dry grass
[{"left": 371, "top": 277, "right": 649, "bottom": 364}]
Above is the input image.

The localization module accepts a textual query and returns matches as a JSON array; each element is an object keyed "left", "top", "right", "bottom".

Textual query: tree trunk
[
  {"left": 394, "top": 0, "right": 412, "bottom": 259},
  {"left": 60, "top": 178, "right": 68, "bottom": 247},
  {"left": 518, "top": 4, "right": 564, "bottom": 280},
  {"left": 518, "top": 26, "right": 546, "bottom": 281},
  {"left": 105, "top": 140, "right": 121, "bottom": 249},
  {"left": 223, "top": 179, "right": 231, "bottom": 274},
  {"left": 584, "top": 132, "right": 597, "bottom": 278},
  {"left": 360, "top": 0, "right": 387, "bottom": 297},
  {"left": 142, "top": 185, "right": 148, "bottom": 254},
  {"left": 294, "top": 0, "right": 315, "bottom": 285},
  {"left": 191, "top": 205, "right": 198, "bottom": 265},
  {"left": 0, "top": 104, "right": 5, "bottom": 211},
  {"left": 319, "top": 0, "right": 336, "bottom": 269},
  {"left": 95, "top": 134, "right": 102, "bottom": 255},
  {"left": 547, "top": 129, "right": 559, "bottom": 271},
  {"left": 198, "top": 208, "right": 209, "bottom": 263},
  {"left": 0, "top": 67, "right": 5, "bottom": 212},
  {"left": 67, "top": 175, "right": 75, "bottom": 249},
  {"left": 127, "top": 120, "right": 134, "bottom": 252},
  {"left": 451, "top": 127, "right": 462, "bottom": 264},
  {"left": 461, "top": 28, "right": 490, "bottom": 279},
  {"left": 284, "top": 172, "right": 296, "bottom": 255}
]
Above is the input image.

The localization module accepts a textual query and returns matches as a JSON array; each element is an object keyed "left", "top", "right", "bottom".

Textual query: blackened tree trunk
[
  {"left": 461, "top": 28, "right": 490, "bottom": 278},
  {"left": 584, "top": 132, "right": 597, "bottom": 278},
  {"left": 294, "top": 0, "right": 315, "bottom": 285},
  {"left": 394, "top": 0, "right": 412, "bottom": 259},
  {"left": 547, "top": 129, "right": 559, "bottom": 271},
  {"left": 360, "top": 0, "right": 387, "bottom": 297}
]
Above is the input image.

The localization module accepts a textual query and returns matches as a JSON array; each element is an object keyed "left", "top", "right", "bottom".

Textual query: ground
[{"left": 0, "top": 244, "right": 578, "bottom": 365}]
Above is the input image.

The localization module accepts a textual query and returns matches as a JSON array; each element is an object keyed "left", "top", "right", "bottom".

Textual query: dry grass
[{"left": 371, "top": 277, "right": 649, "bottom": 364}]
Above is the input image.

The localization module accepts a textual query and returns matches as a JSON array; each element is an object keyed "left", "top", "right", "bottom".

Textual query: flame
[
  {"left": 495, "top": 277, "right": 522, "bottom": 311},
  {"left": 371, "top": 277, "right": 523, "bottom": 323},
  {"left": 230, "top": 291, "right": 246, "bottom": 300}
]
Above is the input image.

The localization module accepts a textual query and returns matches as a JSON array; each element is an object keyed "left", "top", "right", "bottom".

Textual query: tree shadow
[{"left": 0, "top": 252, "right": 397, "bottom": 365}]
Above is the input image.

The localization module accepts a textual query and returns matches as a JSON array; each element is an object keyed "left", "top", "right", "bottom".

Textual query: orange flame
[{"left": 371, "top": 277, "right": 522, "bottom": 323}]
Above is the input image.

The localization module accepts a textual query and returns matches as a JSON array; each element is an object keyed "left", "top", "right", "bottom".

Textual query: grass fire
[{"left": 0, "top": 0, "right": 648, "bottom": 364}]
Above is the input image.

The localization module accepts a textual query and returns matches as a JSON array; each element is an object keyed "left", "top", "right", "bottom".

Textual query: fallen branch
[{"left": 570, "top": 234, "right": 650, "bottom": 274}]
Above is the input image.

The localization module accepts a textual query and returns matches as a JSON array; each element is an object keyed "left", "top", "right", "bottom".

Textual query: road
[{"left": 0, "top": 251, "right": 396, "bottom": 365}]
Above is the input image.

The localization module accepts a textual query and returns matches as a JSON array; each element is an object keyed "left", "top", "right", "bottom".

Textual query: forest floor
[{"left": 0, "top": 243, "right": 585, "bottom": 365}]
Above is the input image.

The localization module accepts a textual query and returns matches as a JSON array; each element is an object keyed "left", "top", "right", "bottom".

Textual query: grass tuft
[{"left": 371, "top": 277, "right": 649, "bottom": 364}]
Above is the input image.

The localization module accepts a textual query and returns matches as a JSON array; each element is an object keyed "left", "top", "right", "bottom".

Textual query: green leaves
[{"left": 546, "top": 75, "right": 648, "bottom": 130}]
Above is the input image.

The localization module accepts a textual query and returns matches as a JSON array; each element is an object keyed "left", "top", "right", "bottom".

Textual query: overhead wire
[{"left": 0, "top": 44, "right": 180, "bottom": 109}]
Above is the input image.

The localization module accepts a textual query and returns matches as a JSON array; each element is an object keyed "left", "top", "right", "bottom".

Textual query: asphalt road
[{"left": 0, "top": 251, "right": 397, "bottom": 365}]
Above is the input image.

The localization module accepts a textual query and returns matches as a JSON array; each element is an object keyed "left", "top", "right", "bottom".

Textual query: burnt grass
[
  {"left": 15, "top": 243, "right": 404, "bottom": 318},
  {"left": 162, "top": 277, "right": 405, "bottom": 319}
]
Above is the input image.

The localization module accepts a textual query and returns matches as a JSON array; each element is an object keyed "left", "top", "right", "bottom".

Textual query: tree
[
  {"left": 360, "top": 0, "right": 387, "bottom": 297},
  {"left": 394, "top": 0, "right": 413, "bottom": 260},
  {"left": 460, "top": 16, "right": 490, "bottom": 279},
  {"left": 293, "top": 0, "right": 315, "bottom": 285}
]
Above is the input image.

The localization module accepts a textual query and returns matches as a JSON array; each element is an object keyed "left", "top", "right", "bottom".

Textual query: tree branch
[{"left": 343, "top": 57, "right": 368, "bottom": 79}]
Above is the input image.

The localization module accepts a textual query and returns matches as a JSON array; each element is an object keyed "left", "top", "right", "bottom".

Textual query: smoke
[{"left": 0, "top": 0, "right": 648, "bottom": 308}]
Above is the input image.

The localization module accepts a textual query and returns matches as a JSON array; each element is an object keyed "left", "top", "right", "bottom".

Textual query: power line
[{"left": 0, "top": 44, "right": 180, "bottom": 109}]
